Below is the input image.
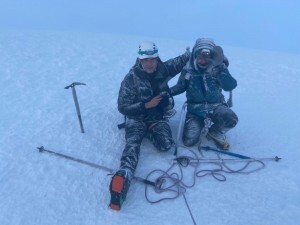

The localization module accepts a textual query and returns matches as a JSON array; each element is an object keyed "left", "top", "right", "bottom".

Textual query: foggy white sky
[{"left": 0, "top": 0, "right": 299, "bottom": 54}]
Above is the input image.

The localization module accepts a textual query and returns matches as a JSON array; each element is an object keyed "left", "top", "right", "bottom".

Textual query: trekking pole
[
  {"left": 201, "top": 145, "right": 251, "bottom": 159},
  {"left": 174, "top": 102, "right": 187, "bottom": 156},
  {"left": 227, "top": 91, "right": 233, "bottom": 108},
  {"left": 172, "top": 156, "right": 281, "bottom": 166},
  {"left": 200, "top": 146, "right": 281, "bottom": 161},
  {"left": 197, "top": 115, "right": 213, "bottom": 156},
  {"left": 65, "top": 82, "right": 86, "bottom": 133},
  {"left": 37, "top": 146, "right": 155, "bottom": 186}
]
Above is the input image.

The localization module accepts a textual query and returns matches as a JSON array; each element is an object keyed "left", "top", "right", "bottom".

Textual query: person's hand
[
  {"left": 145, "top": 95, "right": 162, "bottom": 109},
  {"left": 211, "top": 63, "right": 227, "bottom": 79},
  {"left": 212, "top": 46, "right": 225, "bottom": 67},
  {"left": 185, "top": 46, "right": 191, "bottom": 58},
  {"left": 159, "top": 91, "right": 169, "bottom": 99},
  {"left": 215, "top": 63, "right": 227, "bottom": 71},
  {"left": 209, "top": 46, "right": 227, "bottom": 76}
]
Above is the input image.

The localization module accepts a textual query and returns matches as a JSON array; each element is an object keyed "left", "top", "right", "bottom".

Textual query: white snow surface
[{"left": 0, "top": 31, "right": 300, "bottom": 225}]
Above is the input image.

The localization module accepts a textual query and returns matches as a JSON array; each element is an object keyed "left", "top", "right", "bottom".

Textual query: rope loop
[{"left": 143, "top": 146, "right": 266, "bottom": 225}]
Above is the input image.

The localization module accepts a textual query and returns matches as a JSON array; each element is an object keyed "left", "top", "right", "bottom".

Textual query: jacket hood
[{"left": 189, "top": 38, "right": 216, "bottom": 71}]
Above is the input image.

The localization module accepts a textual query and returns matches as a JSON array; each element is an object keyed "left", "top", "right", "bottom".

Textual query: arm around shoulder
[
  {"left": 169, "top": 70, "right": 189, "bottom": 96},
  {"left": 164, "top": 49, "right": 190, "bottom": 77}
]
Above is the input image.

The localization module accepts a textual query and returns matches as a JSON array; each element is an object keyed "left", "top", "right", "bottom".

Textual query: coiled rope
[{"left": 144, "top": 146, "right": 265, "bottom": 225}]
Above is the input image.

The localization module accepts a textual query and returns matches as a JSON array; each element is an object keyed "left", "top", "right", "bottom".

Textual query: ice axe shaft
[{"left": 65, "top": 82, "right": 86, "bottom": 133}]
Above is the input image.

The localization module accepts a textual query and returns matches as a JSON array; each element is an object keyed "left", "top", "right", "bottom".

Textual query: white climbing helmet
[{"left": 137, "top": 41, "right": 158, "bottom": 59}]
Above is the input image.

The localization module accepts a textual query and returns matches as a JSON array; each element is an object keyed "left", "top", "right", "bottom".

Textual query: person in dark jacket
[
  {"left": 170, "top": 38, "right": 238, "bottom": 150},
  {"left": 109, "top": 41, "right": 190, "bottom": 210}
]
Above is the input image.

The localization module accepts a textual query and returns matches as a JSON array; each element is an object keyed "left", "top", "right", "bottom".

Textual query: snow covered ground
[{"left": 0, "top": 30, "right": 299, "bottom": 225}]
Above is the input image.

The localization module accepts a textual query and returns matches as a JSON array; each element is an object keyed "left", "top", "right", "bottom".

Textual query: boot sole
[
  {"left": 207, "top": 134, "right": 230, "bottom": 150},
  {"left": 109, "top": 175, "right": 124, "bottom": 211}
]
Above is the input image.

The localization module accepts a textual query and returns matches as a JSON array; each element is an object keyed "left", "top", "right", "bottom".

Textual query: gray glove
[
  {"left": 184, "top": 46, "right": 191, "bottom": 58},
  {"left": 204, "top": 46, "right": 224, "bottom": 74},
  {"left": 212, "top": 46, "right": 225, "bottom": 67},
  {"left": 211, "top": 46, "right": 229, "bottom": 76}
]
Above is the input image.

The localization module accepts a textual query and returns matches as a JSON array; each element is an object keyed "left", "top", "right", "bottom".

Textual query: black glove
[{"left": 159, "top": 91, "right": 173, "bottom": 109}]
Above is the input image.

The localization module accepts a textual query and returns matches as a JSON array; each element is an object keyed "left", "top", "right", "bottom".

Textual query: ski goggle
[
  {"left": 138, "top": 49, "right": 158, "bottom": 56},
  {"left": 195, "top": 49, "right": 212, "bottom": 58}
]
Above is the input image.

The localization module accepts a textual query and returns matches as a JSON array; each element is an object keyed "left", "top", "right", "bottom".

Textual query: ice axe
[{"left": 65, "top": 82, "right": 86, "bottom": 133}]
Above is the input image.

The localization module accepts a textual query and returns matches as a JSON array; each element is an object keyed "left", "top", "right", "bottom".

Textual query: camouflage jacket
[{"left": 118, "top": 53, "right": 189, "bottom": 121}]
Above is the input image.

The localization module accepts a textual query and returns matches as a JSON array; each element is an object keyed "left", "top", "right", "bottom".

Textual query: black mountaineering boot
[{"left": 109, "top": 169, "right": 131, "bottom": 210}]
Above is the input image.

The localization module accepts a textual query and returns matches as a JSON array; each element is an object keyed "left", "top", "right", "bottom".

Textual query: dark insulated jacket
[
  {"left": 118, "top": 53, "right": 189, "bottom": 121},
  {"left": 170, "top": 60, "right": 237, "bottom": 117}
]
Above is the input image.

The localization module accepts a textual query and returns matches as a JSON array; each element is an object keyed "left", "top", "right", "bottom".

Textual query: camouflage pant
[
  {"left": 183, "top": 104, "right": 238, "bottom": 146},
  {"left": 119, "top": 118, "right": 173, "bottom": 174}
]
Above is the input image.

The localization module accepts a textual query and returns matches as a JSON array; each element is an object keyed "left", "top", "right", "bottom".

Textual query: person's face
[
  {"left": 140, "top": 57, "right": 158, "bottom": 74},
  {"left": 196, "top": 57, "right": 209, "bottom": 65},
  {"left": 195, "top": 49, "right": 212, "bottom": 66}
]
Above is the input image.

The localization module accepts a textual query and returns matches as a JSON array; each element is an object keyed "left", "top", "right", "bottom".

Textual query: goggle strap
[{"left": 138, "top": 49, "right": 158, "bottom": 56}]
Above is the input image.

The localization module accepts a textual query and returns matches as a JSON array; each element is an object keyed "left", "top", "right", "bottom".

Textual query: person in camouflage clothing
[
  {"left": 109, "top": 41, "right": 190, "bottom": 210},
  {"left": 170, "top": 38, "right": 238, "bottom": 150}
]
